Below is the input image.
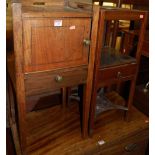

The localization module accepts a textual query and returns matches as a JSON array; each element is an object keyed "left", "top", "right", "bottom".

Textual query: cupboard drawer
[
  {"left": 98, "top": 129, "right": 148, "bottom": 155},
  {"left": 25, "top": 67, "right": 87, "bottom": 96},
  {"left": 98, "top": 63, "right": 137, "bottom": 86}
]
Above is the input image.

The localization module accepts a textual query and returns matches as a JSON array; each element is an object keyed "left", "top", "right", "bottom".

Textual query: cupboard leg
[
  {"left": 89, "top": 87, "right": 98, "bottom": 136},
  {"left": 125, "top": 79, "right": 136, "bottom": 121},
  {"left": 62, "top": 87, "right": 67, "bottom": 109},
  {"left": 17, "top": 98, "right": 27, "bottom": 155},
  {"left": 82, "top": 84, "right": 89, "bottom": 138},
  {"left": 66, "top": 87, "right": 72, "bottom": 107}
]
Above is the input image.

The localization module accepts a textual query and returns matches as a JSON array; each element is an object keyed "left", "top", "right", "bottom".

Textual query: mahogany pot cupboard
[
  {"left": 9, "top": 0, "right": 147, "bottom": 154},
  {"left": 89, "top": 7, "right": 147, "bottom": 133},
  {"left": 11, "top": 1, "right": 96, "bottom": 154}
]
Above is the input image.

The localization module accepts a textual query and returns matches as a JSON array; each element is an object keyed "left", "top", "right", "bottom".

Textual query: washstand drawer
[
  {"left": 98, "top": 129, "right": 148, "bottom": 155},
  {"left": 25, "top": 67, "right": 87, "bottom": 96},
  {"left": 98, "top": 63, "right": 137, "bottom": 85}
]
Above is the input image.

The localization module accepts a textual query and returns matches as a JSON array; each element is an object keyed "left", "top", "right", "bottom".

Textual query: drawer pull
[
  {"left": 55, "top": 75, "right": 63, "bottom": 83},
  {"left": 83, "top": 39, "right": 91, "bottom": 46},
  {"left": 125, "top": 143, "right": 137, "bottom": 152},
  {"left": 117, "top": 71, "right": 122, "bottom": 78},
  {"left": 33, "top": 2, "right": 45, "bottom": 5}
]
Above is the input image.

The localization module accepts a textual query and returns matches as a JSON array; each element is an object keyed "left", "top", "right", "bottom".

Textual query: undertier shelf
[{"left": 95, "top": 90, "right": 128, "bottom": 116}]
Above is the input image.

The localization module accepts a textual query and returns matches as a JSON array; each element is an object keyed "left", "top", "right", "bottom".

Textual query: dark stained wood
[
  {"left": 6, "top": 0, "right": 13, "bottom": 52},
  {"left": 89, "top": 6, "right": 148, "bottom": 133},
  {"left": 25, "top": 103, "right": 148, "bottom": 155},
  {"left": 120, "top": 30, "right": 139, "bottom": 55},
  {"left": 141, "top": 30, "right": 149, "bottom": 57},
  {"left": 95, "top": 131, "right": 148, "bottom": 155},
  {"left": 89, "top": 6, "right": 106, "bottom": 131},
  {"left": 12, "top": 2, "right": 27, "bottom": 154},
  {"left": 121, "top": 28, "right": 149, "bottom": 118},
  {"left": 133, "top": 84, "right": 149, "bottom": 116},
  {"left": 94, "top": 0, "right": 148, "bottom": 6},
  {"left": 142, "top": 39, "right": 149, "bottom": 57},
  {"left": 125, "top": 10, "right": 148, "bottom": 120},
  {"left": 104, "top": 21, "right": 112, "bottom": 46},
  {"left": 136, "top": 17, "right": 148, "bottom": 62},
  {"left": 6, "top": 128, "right": 16, "bottom": 155},
  {"left": 111, "top": 21, "right": 119, "bottom": 48},
  {"left": 82, "top": 5, "right": 100, "bottom": 137},
  {"left": 62, "top": 87, "right": 67, "bottom": 108},
  {"left": 98, "top": 63, "right": 137, "bottom": 85},
  {"left": 136, "top": 56, "right": 149, "bottom": 85},
  {"left": 102, "top": 8, "right": 147, "bottom": 20},
  {"left": 66, "top": 87, "right": 72, "bottom": 107}
]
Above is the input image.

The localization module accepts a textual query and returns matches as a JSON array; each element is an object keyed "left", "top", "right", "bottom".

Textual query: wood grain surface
[
  {"left": 12, "top": 3, "right": 27, "bottom": 154},
  {"left": 26, "top": 102, "right": 148, "bottom": 155},
  {"left": 89, "top": 6, "right": 148, "bottom": 133},
  {"left": 25, "top": 66, "right": 87, "bottom": 96},
  {"left": 23, "top": 18, "right": 91, "bottom": 72},
  {"left": 11, "top": 2, "right": 93, "bottom": 154}
]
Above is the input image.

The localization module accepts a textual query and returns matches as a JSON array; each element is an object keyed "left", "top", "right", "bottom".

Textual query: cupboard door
[{"left": 23, "top": 18, "right": 91, "bottom": 72}]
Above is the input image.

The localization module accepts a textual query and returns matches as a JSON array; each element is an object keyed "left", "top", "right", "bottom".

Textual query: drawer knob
[
  {"left": 55, "top": 75, "right": 63, "bottom": 83},
  {"left": 83, "top": 39, "right": 91, "bottom": 46},
  {"left": 117, "top": 71, "right": 122, "bottom": 78},
  {"left": 124, "top": 143, "right": 137, "bottom": 152},
  {"left": 33, "top": 2, "right": 45, "bottom": 5}
]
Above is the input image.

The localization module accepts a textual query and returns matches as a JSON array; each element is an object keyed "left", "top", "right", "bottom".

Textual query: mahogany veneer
[
  {"left": 89, "top": 6, "right": 148, "bottom": 133},
  {"left": 11, "top": 1, "right": 94, "bottom": 154}
]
